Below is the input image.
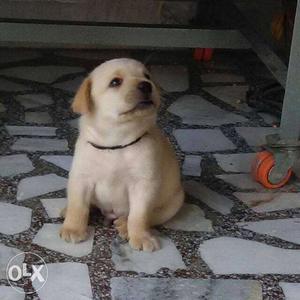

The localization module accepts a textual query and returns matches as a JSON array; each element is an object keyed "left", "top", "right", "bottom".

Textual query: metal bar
[
  {"left": 0, "top": 22, "right": 250, "bottom": 49},
  {"left": 228, "top": 1, "right": 288, "bottom": 87},
  {"left": 280, "top": 1, "right": 300, "bottom": 141}
]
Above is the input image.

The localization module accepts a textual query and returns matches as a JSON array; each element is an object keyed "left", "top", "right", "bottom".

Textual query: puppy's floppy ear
[{"left": 72, "top": 77, "right": 93, "bottom": 114}]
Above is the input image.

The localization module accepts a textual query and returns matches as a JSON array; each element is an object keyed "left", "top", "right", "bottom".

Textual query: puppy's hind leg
[{"left": 60, "top": 178, "right": 92, "bottom": 243}]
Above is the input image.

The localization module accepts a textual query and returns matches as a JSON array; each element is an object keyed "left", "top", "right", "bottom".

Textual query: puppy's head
[{"left": 72, "top": 58, "right": 160, "bottom": 123}]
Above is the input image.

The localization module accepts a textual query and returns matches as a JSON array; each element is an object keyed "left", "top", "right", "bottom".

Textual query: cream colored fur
[{"left": 60, "top": 58, "right": 184, "bottom": 251}]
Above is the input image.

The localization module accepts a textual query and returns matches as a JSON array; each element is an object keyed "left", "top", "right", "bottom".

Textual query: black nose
[{"left": 138, "top": 81, "right": 152, "bottom": 94}]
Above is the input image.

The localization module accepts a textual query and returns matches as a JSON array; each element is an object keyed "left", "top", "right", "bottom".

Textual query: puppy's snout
[{"left": 138, "top": 81, "right": 152, "bottom": 95}]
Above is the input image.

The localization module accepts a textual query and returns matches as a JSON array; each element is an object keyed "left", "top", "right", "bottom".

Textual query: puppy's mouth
[
  {"left": 122, "top": 99, "right": 154, "bottom": 115},
  {"left": 135, "top": 100, "right": 154, "bottom": 109}
]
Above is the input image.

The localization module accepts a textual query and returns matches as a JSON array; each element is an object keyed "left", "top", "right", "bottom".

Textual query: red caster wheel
[
  {"left": 193, "top": 48, "right": 214, "bottom": 61},
  {"left": 252, "top": 151, "right": 293, "bottom": 189}
]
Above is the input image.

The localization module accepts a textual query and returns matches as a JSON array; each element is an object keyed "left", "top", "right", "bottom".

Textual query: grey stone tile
[
  {"left": 0, "top": 102, "right": 6, "bottom": 112},
  {"left": 164, "top": 203, "right": 213, "bottom": 232},
  {"left": 184, "top": 180, "right": 233, "bottom": 215},
  {"left": 258, "top": 113, "right": 279, "bottom": 125},
  {"left": 6, "top": 126, "right": 56, "bottom": 136},
  {"left": 0, "top": 203, "right": 32, "bottom": 235},
  {"left": 25, "top": 112, "right": 52, "bottom": 124},
  {"left": 0, "top": 66, "right": 85, "bottom": 83},
  {"left": 201, "top": 73, "right": 245, "bottom": 83},
  {"left": 11, "top": 138, "right": 68, "bottom": 152},
  {"left": 233, "top": 192, "right": 300, "bottom": 213},
  {"left": 17, "top": 174, "right": 67, "bottom": 201},
  {"left": 150, "top": 65, "right": 189, "bottom": 92},
  {"left": 33, "top": 224, "right": 94, "bottom": 257},
  {"left": 111, "top": 277, "right": 262, "bottom": 300},
  {"left": 238, "top": 218, "right": 300, "bottom": 244},
  {"left": 214, "top": 153, "right": 255, "bottom": 173},
  {"left": 235, "top": 127, "right": 278, "bottom": 147},
  {"left": 203, "top": 86, "right": 251, "bottom": 112},
  {"left": 32, "top": 262, "right": 92, "bottom": 300},
  {"left": 0, "top": 286, "right": 25, "bottom": 300},
  {"left": 279, "top": 282, "right": 300, "bottom": 300},
  {"left": 41, "top": 198, "right": 67, "bottom": 218},
  {"left": 53, "top": 76, "right": 84, "bottom": 93},
  {"left": 174, "top": 129, "right": 236, "bottom": 152},
  {"left": 0, "top": 244, "right": 24, "bottom": 279},
  {"left": 199, "top": 237, "right": 300, "bottom": 274},
  {"left": 168, "top": 95, "right": 247, "bottom": 126},
  {"left": 0, "top": 154, "right": 34, "bottom": 177},
  {"left": 16, "top": 94, "right": 53, "bottom": 109},
  {"left": 0, "top": 78, "right": 27, "bottom": 92},
  {"left": 68, "top": 118, "right": 79, "bottom": 129},
  {"left": 182, "top": 155, "right": 202, "bottom": 176},
  {"left": 41, "top": 155, "right": 73, "bottom": 171},
  {"left": 111, "top": 232, "right": 186, "bottom": 274},
  {"left": 216, "top": 173, "right": 263, "bottom": 190}
]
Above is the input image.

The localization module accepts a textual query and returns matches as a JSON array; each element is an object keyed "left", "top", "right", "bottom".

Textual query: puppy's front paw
[
  {"left": 114, "top": 216, "right": 128, "bottom": 240},
  {"left": 59, "top": 225, "right": 88, "bottom": 243},
  {"left": 129, "top": 232, "right": 160, "bottom": 252}
]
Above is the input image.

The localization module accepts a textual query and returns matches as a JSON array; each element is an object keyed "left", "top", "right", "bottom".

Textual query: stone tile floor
[{"left": 0, "top": 48, "right": 299, "bottom": 300}]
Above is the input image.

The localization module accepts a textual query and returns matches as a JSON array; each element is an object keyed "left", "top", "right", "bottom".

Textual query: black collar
[{"left": 88, "top": 132, "right": 147, "bottom": 150}]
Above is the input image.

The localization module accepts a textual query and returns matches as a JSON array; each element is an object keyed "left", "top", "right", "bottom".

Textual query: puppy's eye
[
  {"left": 109, "top": 77, "right": 123, "bottom": 88},
  {"left": 144, "top": 73, "right": 151, "bottom": 80}
]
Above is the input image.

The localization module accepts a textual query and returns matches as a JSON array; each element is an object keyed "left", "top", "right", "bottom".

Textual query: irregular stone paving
[
  {"left": 234, "top": 192, "right": 300, "bottom": 213},
  {"left": 33, "top": 224, "right": 95, "bottom": 257},
  {"left": 150, "top": 65, "right": 189, "bottom": 92},
  {"left": 111, "top": 232, "right": 186, "bottom": 274},
  {"left": 182, "top": 155, "right": 202, "bottom": 176},
  {"left": 1, "top": 51, "right": 300, "bottom": 299},
  {"left": 164, "top": 203, "right": 213, "bottom": 232},
  {"left": 11, "top": 137, "right": 68, "bottom": 152},
  {"left": 17, "top": 174, "right": 67, "bottom": 201},
  {"left": 279, "top": 282, "right": 300, "bottom": 300},
  {"left": 258, "top": 112, "right": 279, "bottom": 125},
  {"left": 235, "top": 127, "right": 278, "bottom": 147},
  {"left": 216, "top": 173, "right": 264, "bottom": 190},
  {"left": 16, "top": 94, "right": 53, "bottom": 109},
  {"left": 214, "top": 153, "right": 255, "bottom": 173},
  {"left": 6, "top": 126, "right": 56, "bottom": 136},
  {"left": 53, "top": 76, "right": 85, "bottom": 93},
  {"left": 0, "top": 78, "right": 27, "bottom": 92},
  {"left": 184, "top": 180, "right": 234, "bottom": 215},
  {"left": 41, "top": 155, "right": 73, "bottom": 171},
  {"left": 0, "top": 66, "right": 85, "bottom": 83},
  {"left": 0, "top": 244, "right": 24, "bottom": 279},
  {"left": 174, "top": 129, "right": 236, "bottom": 152},
  {"left": 203, "top": 85, "right": 251, "bottom": 111},
  {"left": 0, "top": 154, "right": 34, "bottom": 177},
  {"left": 25, "top": 111, "right": 52, "bottom": 124},
  {"left": 238, "top": 218, "right": 300, "bottom": 244},
  {"left": 0, "top": 286, "right": 25, "bottom": 300},
  {"left": 41, "top": 198, "right": 67, "bottom": 218},
  {"left": 201, "top": 73, "right": 245, "bottom": 83},
  {"left": 32, "top": 262, "right": 93, "bottom": 300},
  {"left": 199, "top": 237, "right": 300, "bottom": 274},
  {"left": 111, "top": 277, "right": 262, "bottom": 300},
  {"left": 0, "top": 203, "right": 32, "bottom": 235},
  {"left": 68, "top": 118, "right": 79, "bottom": 129},
  {"left": 168, "top": 95, "right": 247, "bottom": 125}
]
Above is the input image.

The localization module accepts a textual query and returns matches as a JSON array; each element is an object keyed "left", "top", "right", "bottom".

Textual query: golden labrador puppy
[{"left": 60, "top": 58, "right": 184, "bottom": 251}]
